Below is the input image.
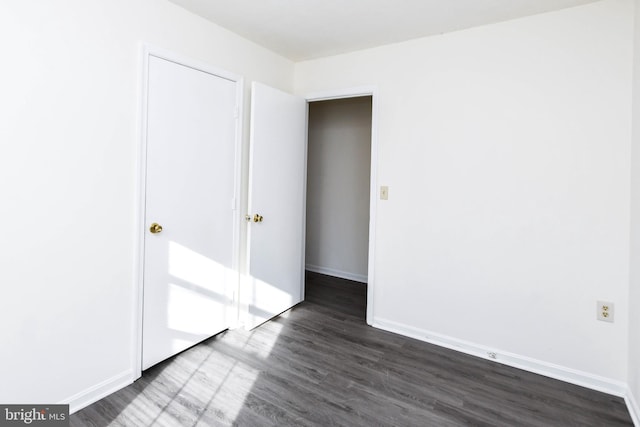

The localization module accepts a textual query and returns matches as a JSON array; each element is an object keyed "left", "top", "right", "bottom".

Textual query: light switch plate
[{"left": 380, "top": 186, "right": 389, "bottom": 200}]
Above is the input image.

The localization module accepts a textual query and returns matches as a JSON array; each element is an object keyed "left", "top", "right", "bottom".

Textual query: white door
[
  {"left": 245, "top": 82, "right": 307, "bottom": 329},
  {"left": 142, "top": 55, "right": 239, "bottom": 370}
]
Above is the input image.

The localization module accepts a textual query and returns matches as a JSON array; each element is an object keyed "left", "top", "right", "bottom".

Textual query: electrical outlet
[
  {"left": 597, "top": 301, "right": 614, "bottom": 323},
  {"left": 380, "top": 186, "right": 389, "bottom": 200}
]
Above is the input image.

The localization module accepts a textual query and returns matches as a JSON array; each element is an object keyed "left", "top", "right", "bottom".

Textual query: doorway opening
[{"left": 304, "top": 96, "right": 373, "bottom": 321}]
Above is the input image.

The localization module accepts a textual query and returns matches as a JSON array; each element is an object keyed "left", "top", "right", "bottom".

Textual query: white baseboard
[
  {"left": 372, "top": 317, "right": 627, "bottom": 398},
  {"left": 306, "top": 264, "right": 367, "bottom": 283},
  {"left": 626, "top": 386, "right": 640, "bottom": 426},
  {"left": 62, "top": 370, "right": 135, "bottom": 414}
]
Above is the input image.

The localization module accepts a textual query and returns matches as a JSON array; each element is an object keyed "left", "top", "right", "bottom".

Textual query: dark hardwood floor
[{"left": 71, "top": 271, "right": 633, "bottom": 426}]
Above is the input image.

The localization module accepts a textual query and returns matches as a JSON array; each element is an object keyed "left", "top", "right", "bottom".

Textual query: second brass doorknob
[
  {"left": 149, "top": 222, "right": 163, "bottom": 234},
  {"left": 245, "top": 214, "right": 264, "bottom": 223}
]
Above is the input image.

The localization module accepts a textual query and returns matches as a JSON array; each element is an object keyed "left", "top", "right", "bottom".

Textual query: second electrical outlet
[{"left": 597, "top": 301, "right": 614, "bottom": 323}]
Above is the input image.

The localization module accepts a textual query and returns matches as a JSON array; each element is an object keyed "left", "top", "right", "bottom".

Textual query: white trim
[
  {"left": 367, "top": 90, "right": 379, "bottom": 326},
  {"left": 306, "top": 86, "right": 378, "bottom": 101},
  {"left": 306, "top": 264, "right": 367, "bottom": 283},
  {"left": 301, "top": 102, "right": 310, "bottom": 302},
  {"left": 305, "top": 86, "right": 379, "bottom": 326},
  {"left": 626, "top": 386, "right": 640, "bottom": 426},
  {"left": 229, "top": 71, "right": 245, "bottom": 330},
  {"left": 373, "top": 316, "right": 628, "bottom": 398},
  {"left": 134, "top": 43, "right": 244, "bottom": 376},
  {"left": 63, "top": 370, "right": 134, "bottom": 414},
  {"left": 132, "top": 43, "right": 150, "bottom": 381},
  {"left": 142, "top": 44, "right": 242, "bottom": 83}
]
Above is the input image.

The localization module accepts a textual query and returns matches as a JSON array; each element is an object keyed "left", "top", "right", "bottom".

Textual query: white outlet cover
[{"left": 596, "top": 300, "right": 614, "bottom": 323}]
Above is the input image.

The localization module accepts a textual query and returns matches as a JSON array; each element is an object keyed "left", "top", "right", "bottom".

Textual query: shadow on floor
[{"left": 71, "top": 271, "right": 633, "bottom": 426}]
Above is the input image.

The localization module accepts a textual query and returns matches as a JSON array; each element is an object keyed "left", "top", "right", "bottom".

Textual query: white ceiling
[{"left": 168, "top": 0, "right": 599, "bottom": 61}]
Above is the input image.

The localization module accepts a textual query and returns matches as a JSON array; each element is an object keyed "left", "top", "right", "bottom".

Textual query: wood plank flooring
[{"left": 71, "top": 271, "right": 633, "bottom": 426}]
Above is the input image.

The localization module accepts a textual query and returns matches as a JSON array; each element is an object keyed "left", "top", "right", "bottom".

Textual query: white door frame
[
  {"left": 305, "top": 86, "right": 379, "bottom": 325},
  {"left": 132, "top": 44, "right": 244, "bottom": 379}
]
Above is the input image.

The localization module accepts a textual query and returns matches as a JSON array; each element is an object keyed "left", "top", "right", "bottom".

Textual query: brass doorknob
[
  {"left": 149, "top": 222, "right": 163, "bottom": 234},
  {"left": 245, "top": 214, "right": 263, "bottom": 223}
]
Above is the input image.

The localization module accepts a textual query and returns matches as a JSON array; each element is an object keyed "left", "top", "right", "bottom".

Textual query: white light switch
[{"left": 380, "top": 186, "right": 389, "bottom": 200}]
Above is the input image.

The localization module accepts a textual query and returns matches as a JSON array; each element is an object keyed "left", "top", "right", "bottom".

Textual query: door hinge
[{"left": 234, "top": 107, "right": 239, "bottom": 119}]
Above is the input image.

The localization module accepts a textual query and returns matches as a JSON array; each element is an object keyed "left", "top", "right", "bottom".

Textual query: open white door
[{"left": 245, "top": 82, "right": 307, "bottom": 329}]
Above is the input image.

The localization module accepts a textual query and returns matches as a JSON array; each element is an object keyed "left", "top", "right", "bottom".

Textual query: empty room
[{"left": 2, "top": 0, "right": 640, "bottom": 425}]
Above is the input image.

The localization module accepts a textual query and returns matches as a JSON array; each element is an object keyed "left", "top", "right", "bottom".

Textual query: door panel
[
  {"left": 143, "top": 55, "right": 237, "bottom": 370},
  {"left": 246, "top": 82, "right": 307, "bottom": 329}
]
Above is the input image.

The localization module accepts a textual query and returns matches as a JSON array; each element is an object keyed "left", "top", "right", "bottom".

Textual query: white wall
[
  {"left": 629, "top": 0, "right": 640, "bottom": 418},
  {"left": 296, "top": 0, "right": 634, "bottom": 387},
  {"left": 306, "top": 98, "right": 372, "bottom": 282},
  {"left": 1, "top": 0, "right": 636, "bottom": 413},
  {"left": 0, "top": 0, "right": 293, "bottom": 410}
]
